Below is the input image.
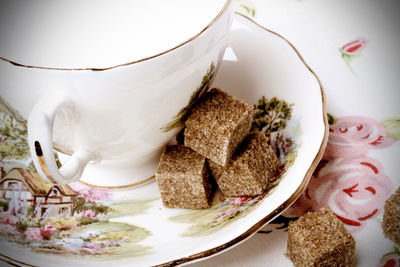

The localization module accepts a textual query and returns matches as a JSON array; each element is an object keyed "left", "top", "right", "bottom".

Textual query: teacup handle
[{"left": 28, "top": 95, "right": 97, "bottom": 185}]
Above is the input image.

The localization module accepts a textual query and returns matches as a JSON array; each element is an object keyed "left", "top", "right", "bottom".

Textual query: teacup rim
[{"left": 0, "top": 0, "right": 232, "bottom": 72}]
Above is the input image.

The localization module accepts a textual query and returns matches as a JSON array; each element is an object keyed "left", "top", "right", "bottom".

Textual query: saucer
[{"left": 0, "top": 14, "right": 328, "bottom": 266}]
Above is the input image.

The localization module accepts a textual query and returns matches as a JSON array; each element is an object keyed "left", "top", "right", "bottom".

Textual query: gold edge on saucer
[
  {"left": 79, "top": 175, "right": 156, "bottom": 190},
  {"left": 0, "top": 13, "right": 329, "bottom": 267},
  {"left": 153, "top": 13, "right": 330, "bottom": 267},
  {"left": 0, "top": 253, "right": 35, "bottom": 267}
]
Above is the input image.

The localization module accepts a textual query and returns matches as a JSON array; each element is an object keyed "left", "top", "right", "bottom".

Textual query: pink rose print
[
  {"left": 80, "top": 209, "right": 97, "bottom": 219},
  {"left": 0, "top": 224, "right": 20, "bottom": 236},
  {"left": 379, "top": 249, "right": 400, "bottom": 267},
  {"left": 341, "top": 38, "right": 368, "bottom": 56},
  {"left": 69, "top": 182, "right": 111, "bottom": 202},
  {"left": 0, "top": 212, "right": 16, "bottom": 225},
  {"left": 231, "top": 196, "right": 252, "bottom": 205},
  {"left": 288, "top": 156, "right": 392, "bottom": 232},
  {"left": 380, "top": 256, "right": 400, "bottom": 267},
  {"left": 25, "top": 228, "right": 43, "bottom": 242},
  {"left": 286, "top": 116, "right": 397, "bottom": 232},
  {"left": 79, "top": 243, "right": 106, "bottom": 255},
  {"left": 40, "top": 224, "right": 56, "bottom": 238},
  {"left": 340, "top": 38, "right": 368, "bottom": 75},
  {"left": 325, "top": 116, "right": 395, "bottom": 159}
]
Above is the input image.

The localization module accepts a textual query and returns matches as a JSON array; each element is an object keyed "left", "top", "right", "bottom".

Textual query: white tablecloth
[{"left": 190, "top": 0, "right": 400, "bottom": 266}]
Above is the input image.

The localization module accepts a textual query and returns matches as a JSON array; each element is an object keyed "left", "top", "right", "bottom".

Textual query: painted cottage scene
[
  {"left": 0, "top": 94, "right": 299, "bottom": 259},
  {"left": 0, "top": 166, "right": 152, "bottom": 257},
  {"left": 0, "top": 168, "right": 77, "bottom": 217},
  {"left": 0, "top": 102, "right": 152, "bottom": 257}
]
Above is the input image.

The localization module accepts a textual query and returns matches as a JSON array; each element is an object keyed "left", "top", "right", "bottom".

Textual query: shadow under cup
[{"left": 0, "top": 0, "right": 234, "bottom": 187}]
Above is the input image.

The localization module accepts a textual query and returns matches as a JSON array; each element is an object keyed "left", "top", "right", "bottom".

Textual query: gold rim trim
[
  {"left": 0, "top": 12, "right": 330, "bottom": 267},
  {"left": 53, "top": 149, "right": 156, "bottom": 189},
  {"left": 79, "top": 175, "right": 155, "bottom": 189},
  {"left": 153, "top": 13, "right": 330, "bottom": 267},
  {"left": 0, "top": 0, "right": 232, "bottom": 72},
  {"left": 0, "top": 253, "right": 35, "bottom": 267}
]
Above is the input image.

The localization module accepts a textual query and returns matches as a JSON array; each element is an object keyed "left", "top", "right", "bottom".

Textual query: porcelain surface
[
  {"left": 0, "top": 1, "right": 234, "bottom": 186},
  {"left": 0, "top": 0, "right": 228, "bottom": 69},
  {"left": 0, "top": 14, "right": 328, "bottom": 266}
]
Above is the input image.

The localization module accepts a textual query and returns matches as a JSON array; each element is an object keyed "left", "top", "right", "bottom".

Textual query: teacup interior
[{"left": 0, "top": 0, "right": 227, "bottom": 69}]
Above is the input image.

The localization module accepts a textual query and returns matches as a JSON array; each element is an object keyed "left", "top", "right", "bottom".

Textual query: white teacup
[{"left": 0, "top": 0, "right": 234, "bottom": 186}]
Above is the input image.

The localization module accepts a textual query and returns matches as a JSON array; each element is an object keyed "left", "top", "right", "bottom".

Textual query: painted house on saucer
[
  {"left": 0, "top": 168, "right": 77, "bottom": 217},
  {"left": 0, "top": 166, "right": 4, "bottom": 178}
]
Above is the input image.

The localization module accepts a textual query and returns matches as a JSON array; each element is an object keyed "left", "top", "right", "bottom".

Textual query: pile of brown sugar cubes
[
  {"left": 284, "top": 186, "right": 400, "bottom": 267},
  {"left": 287, "top": 207, "right": 356, "bottom": 266},
  {"left": 155, "top": 88, "right": 280, "bottom": 209}
]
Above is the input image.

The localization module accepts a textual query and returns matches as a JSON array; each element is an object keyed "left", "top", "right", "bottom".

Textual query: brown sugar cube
[
  {"left": 155, "top": 145, "right": 214, "bottom": 209},
  {"left": 287, "top": 207, "right": 356, "bottom": 267},
  {"left": 184, "top": 88, "right": 253, "bottom": 166},
  {"left": 208, "top": 132, "right": 280, "bottom": 197},
  {"left": 382, "top": 186, "right": 400, "bottom": 244}
]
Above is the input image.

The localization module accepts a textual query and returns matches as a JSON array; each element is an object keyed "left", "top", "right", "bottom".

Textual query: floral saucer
[{"left": 0, "top": 14, "right": 328, "bottom": 266}]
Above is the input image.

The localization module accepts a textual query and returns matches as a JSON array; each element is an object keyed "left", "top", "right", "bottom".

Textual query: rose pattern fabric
[
  {"left": 288, "top": 157, "right": 392, "bottom": 232},
  {"left": 380, "top": 256, "right": 400, "bottom": 267},
  {"left": 340, "top": 38, "right": 368, "bottom": 56},
  {"left": 379, "top": 246, "right": 400, "bottom": 267},
  {"left": 340, "top": 38, "right": 368, "bottom": 74},
  {"left": 287, "top": 116, "right": 395, "bottom": 233},
  {"left": 325, "top": 116, "right": 395, "bottom": 159}
]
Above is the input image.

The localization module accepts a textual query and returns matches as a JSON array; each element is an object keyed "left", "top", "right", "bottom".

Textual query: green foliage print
[
  {"left": 109, "top": 198, "right": 158, "bottom": 218},
  {"left": 252, "top": 96, "right": 293, "bottom": 136},
  {"left": 0, "top": 97, "right": 156, "bottom": 258},
  {"left": 236, "top": 0, "right": 256, "bottom": 18},
  {"left": 0, "top": 183, "right": 155, "bottom": 258},
  {"left": 252, "top": 96, "right": 295, "bottom": 165},
  {"left": 0, "top": 98, "right": 31, "bottom": 164},
  {"left": 74, "top": 198, "right": 115, "bottom": 216},
  {"left": 161, "top": 63, "right": 216, "bottom": 132},
  {"left": 327, "top": 113, "right": 336, "bottom": 125},
  {"left": 30, "top": 222, "right": 152, "bottom": 258},
  {"left": 170, "top": 191, "right": 268, "bottom": 237},
  {"left": 170, "top": 96, "right": 297, "bottom": 237},
  {"left": 381, "top": 118, "right": 400, "bottom": 141},
  {"left": 378, "top": 244, "right": 400, "bottom": 266}
]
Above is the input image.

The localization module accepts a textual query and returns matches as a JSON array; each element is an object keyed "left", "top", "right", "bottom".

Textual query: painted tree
[
  {"left": 161, "top": 63, "right": 216, "bottom": 132},
  {"left": 251, "top": 96, "right": 293, "bottom": 137},
  {"left": 0, "top": 106, "right": 29, "bottom": 159},
  {"left": 251, "top": 96, "right": 295, "bottom": 163},
  {"left": 0, "top": 101, "right": 32, "bottom": 165}
]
